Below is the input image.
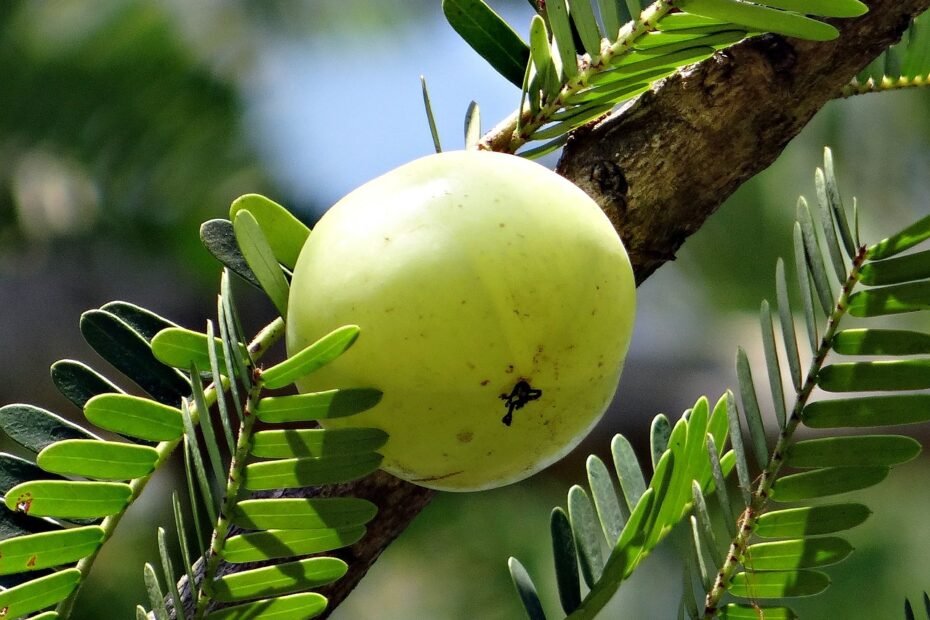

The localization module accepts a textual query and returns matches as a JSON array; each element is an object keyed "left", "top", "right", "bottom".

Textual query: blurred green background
[{"left": 1, "top": 1, "right": 929, "bottom": 617}]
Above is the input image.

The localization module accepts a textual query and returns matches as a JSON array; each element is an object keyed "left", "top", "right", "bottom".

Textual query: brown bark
[
  {"left": 175, "top": 1, "right": 930, "bottom": 616},
  {"left": 558, "top": 0, "right": 930, "bottom": 283}
]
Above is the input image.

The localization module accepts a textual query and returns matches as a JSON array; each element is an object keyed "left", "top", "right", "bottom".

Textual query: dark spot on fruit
[
  {"left": 506, "top": 364, "right": 514, "bottom": 373},
  {"left": 467, "top": 361, "right": 476, "bottom": 370},
  {"left": 499, "top": 222, "right": 506, "bottom": 227},
  {"left": 500, "top": 379, "right": 542, "bottom": 426},
  {"left": 480, "top": 379, "right": 490, "bottom": 386},
  {"left": 457, "top": 431, "right": 473, "bottom": 443}
]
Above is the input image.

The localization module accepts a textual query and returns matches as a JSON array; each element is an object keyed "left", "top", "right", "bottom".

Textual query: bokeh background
[{"left": 1, "top": 1, "right": 929, "bottom": 617}]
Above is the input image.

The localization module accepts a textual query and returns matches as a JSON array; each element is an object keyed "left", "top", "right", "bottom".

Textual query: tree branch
[
  {"left": 557, "top": 0, "right": 929, "bottom": 283},
  {"left": 174, "top": 1, "right": 930, "bottom": 616}
]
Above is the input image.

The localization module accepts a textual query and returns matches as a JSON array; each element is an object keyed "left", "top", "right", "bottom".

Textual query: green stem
[
  {"left": 55, "top": 317, "right": 285, "bottom": 619},
  {"left": 478, "top": 1, "right": 675, "bottom": 154},
  {"left": 193, "top": 380, "right": 264, "bottom": 618},
  {"left": 702, "top": 249, "right": 867, "bottom": 617},
  {"left": 838, "top": 74, "right": 930, "bottom": 98}
]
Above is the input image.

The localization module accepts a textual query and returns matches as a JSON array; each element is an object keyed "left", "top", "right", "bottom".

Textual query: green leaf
[
  {"left": 736, "top": 348, "right": 768, "bottom": 469},
  {"left": 529, "top": 16, "right": 559, "bottom": 100},
  {"left": 37, "top": 440, "right": 158, "bottom": 480},
  {"left": 200, "top": 219, "right": 262, "bottom": 289},
  {"left": 254, "top": 389, "right": 382, "bottom": 423},
  {"left": 182, "top": 442, "right": 207, "bottom": 564},
  {"left": 785, "top": 435, "right": 921, "bottom": 468},
  {"left": 151, "top": 327, "right": 245, "bottom": 374},
  {"left": 598, "top": 0, "right": 624, "bottom": 40},
  {"left": 230, "top": 497, "right": 378, "bottom": 530},
  {"left": 642, "top": 449, "right": 675, "bottom": 550},
  {"left": 771, "top": 466, "right": 888, "bottom": 501},
  {"left": 775, "top": 258, "right": 802, "bottom": 390},
  {"left": 144, "top": 562, "right": 169, "bottom": 620},
  {"left": 793, "top": 224, "right": 819, "bottom": 352},
  {"left": 803, "top": 394, "right": 930, "bottom": 428},
  {"left": 242, "top": 453, "right": 382, "bottom": 491},
  {"left": 612, "top": 487, "right": 656, "bottom": 580},
  {"left": 822, "top": 148, "right": 857, "bottom": 259},
  {"left": 867, "top": 214, "right": 930, "bottom": 260},
  {"left": 212, "top": 557, "right": 347, "bottom": 603},
  {"left": 718, "top": 604, "right": 797, "bottom": 619},
  {"left": 206, "top": 321, "right": 236, "bottom": 453},
  {"left": 707, "top": 393, "right": 731, "bottom": 461},
  {"left": 181, "top": 406, "right": 217, "bottom": 526},
  {"left": 189, "top": 367, "right": 226, "bottom": 491},
  {"left": 205, "top": 593, "right": 328, "bottom": 620},
  {"left": 677, "top": 0, "right": 839, "bottom": 40},
  {"left": 0, "top": 526, "right": 103, "bottom": 575},
  {"left": 464, "top": 100, "right": 481, "bottom": 150},
  {"left": 814, "top": 169, "right": 848, "bottom": 284},
  {"left": 250, "top": 428, "right": 388, "bottom": 459},
  {"left": 612, "top": 434, "right": 646, "bottom": 514},
  {"left": 726, "top": 391, "right": 752, "bottom": 506},
  {"left": 818, "top": 359, "right": 930, "bottom": 391},
  {"left": 760, "top": 301, "right": 787, "bottom": 429},
  {"left": 508, "top": 557, "right": 547, "bottom": 620},
  {"left": 0, "top": 568, "right": 80, "bottom": 618},
  {"left": 31, "top": 612, "right": 60, "bottom": 620},
  {"left": 587, "top": 455, "right": 624, "bottom": 543},
  {"left": 229, "top": 194, "right": 310, "bottom": 270},
  {"left": 729, "top": 569, "right": 830, "bottom": 598},
  {"left": 171, "top": 492, "right": 196, "bottom": 599},
  {"left": 568, "top": 0, "right": 603, "bottom": 59},
  {"left": 442, "top": 0, "right": 530, "bottom": 87},
  {"left": 550, "top": 507, "right": 580, "bottom": 615},
  {"left": 568, "top": 485, "right": 605, "bottom": 588},
  {"left": 650, "top": 414, "right": 671, "bottom": 470},
  {"left": 744, "top": 537, "right": 852, "bottom": 571},
  {"left": 860, "top": 249, "right": 930, "bottom": 286},
  {"left": 5, "top": 480, "right": 132, "bottom": 518},
  {"left": 656, "top": 13, "right": 728, "bottom": 30},
  {"left": 547, "top": 0, "right": 579, "bottom": 80},
  {"left": 261, "top": 325, "right": 361, "bottom": 389},
  {"left": 420, "top": 76, "right": 442, "bottom": 153},
  {"left": 691, "top": 480, "right": 719, "bottom": 565},
  {"left": 0, "top": 404, "right": 100, "bottom": 453},
  {"left": 84, "top": 394, "right": 184, "bottom": 442},
  {"left": 682, "top": 397, "right": 711, "bottom": 492},
  {"left": 157, "top": 527, "right": 185, "bottom": 620},
  {"left": 690, "top": 515, "right": 713, "bottom": 591},
  {"left": 100, "top": 301, "right": 178, "bottom": 343},
  {"left": 755, "top": 504, "right": 871, "bottom": 538},
  {"left": 797, "top": 197, "right": 834, "bottom": 315},
  {"left": 832, "top": 328, "right": 930, "bottom": 355},
  {"left": 848, "top": 280, "right": 930, "bottom": 316},
  {"left": 593, "top": 45, "right": 719, "bottom": 84},
  {"left": 752, "top": 0, "right": 866, "bottom": 18},
  {"left": 233, "top": 210, "right": 290, "bottom": 317},
  {"left": 706, "top": 435, "right": 737, "bottom": 537},
  {"left": 223, "top": 526, "right": 366, "bottom": 564},
  {"left": 80, "top": 309, "right": 190, "bottom": 406},
  {"left": 51, "top": 360, "right": 124, "bottom": 409}
]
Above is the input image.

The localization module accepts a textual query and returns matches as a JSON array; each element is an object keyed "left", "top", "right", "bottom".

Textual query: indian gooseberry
[{"left": 286, "top": 150, "right": 636, "bottom": 491}]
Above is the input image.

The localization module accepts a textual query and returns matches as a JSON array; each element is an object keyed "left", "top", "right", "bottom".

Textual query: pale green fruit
[{"left": 286, "top": 151, "right": 635, "bottom": 491}]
